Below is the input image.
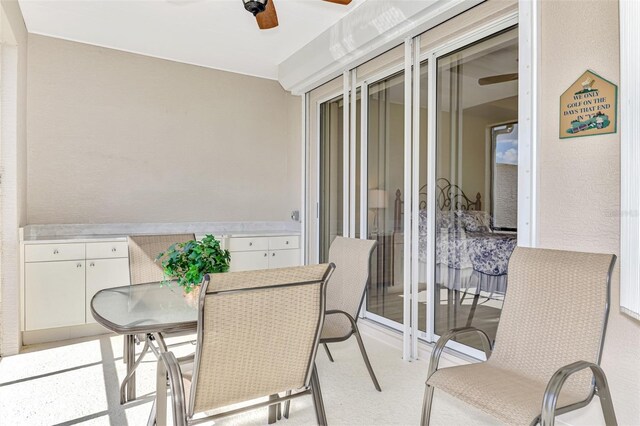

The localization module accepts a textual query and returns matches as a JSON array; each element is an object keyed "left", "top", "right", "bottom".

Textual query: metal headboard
[{"left": 393, "top": 178, "right": 482, "bottom": 232}]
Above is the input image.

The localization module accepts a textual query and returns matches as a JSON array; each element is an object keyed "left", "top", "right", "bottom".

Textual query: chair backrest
[
  {"left": 489, "top": 247, "right": 615, "bottom": 400},
  {"left": 127, "top": 234, "right": 196, "bottom": 285},
  {"left": 189, "top": 264, "right": 334, "bottom": 416},
  {"left": 326, "top": 237, "right": 377, "bottom": 319}
]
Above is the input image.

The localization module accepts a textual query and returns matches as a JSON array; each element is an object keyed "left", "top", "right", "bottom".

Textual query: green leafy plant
[{"left": 157, "top": 234, "right": 231, "bottom": 294}]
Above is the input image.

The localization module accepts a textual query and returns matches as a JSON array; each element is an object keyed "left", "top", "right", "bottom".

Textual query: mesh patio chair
[
  {"left": 120, "top": 234, "right": 196, "bottom": 404},
  {"left": 128, "top": 234, "right": 196, "bottom": 285},
  {"left": 319, "top": 237, "right": 381, "bottom": 391},
  {"left": 421, "top": 247, "right": 618, "bottom": 426},
  {"left": 150, "top": 264, "right": 335, "bottom": 426}
]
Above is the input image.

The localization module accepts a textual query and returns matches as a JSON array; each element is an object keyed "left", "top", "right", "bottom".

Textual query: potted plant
[{"left": 157, "top": 234, "right": 231, "bottom": 299}]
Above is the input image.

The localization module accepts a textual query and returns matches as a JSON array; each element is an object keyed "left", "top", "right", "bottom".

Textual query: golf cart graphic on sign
[
  {"left": 567, "top": 111, "right": 610, "bottom": 134},
  {"left": 559, "top": 70, "right": 617, "bottom": 139}
]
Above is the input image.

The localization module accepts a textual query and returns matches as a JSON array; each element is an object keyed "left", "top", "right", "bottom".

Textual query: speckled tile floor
[{"left": 0, "top": 328, "right": 504, "bottom": 425}]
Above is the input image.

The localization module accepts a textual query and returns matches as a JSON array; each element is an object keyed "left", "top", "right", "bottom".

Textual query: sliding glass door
[
  {"left": 310, "top": 10, "right": 521, "bottom": 358},
  {"left": 432, "top": 27, "right": 519, "bottom": 351},
  {"left": 318, "top": 95, "right": 344, "bottom": 262},
  {"left": 364, "top": 72, "right": 405, "bottom": 329}
]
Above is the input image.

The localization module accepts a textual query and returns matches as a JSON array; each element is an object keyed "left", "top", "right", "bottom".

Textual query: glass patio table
[{"left": 90, "top": 281, "right": 198, "bottom": 404}]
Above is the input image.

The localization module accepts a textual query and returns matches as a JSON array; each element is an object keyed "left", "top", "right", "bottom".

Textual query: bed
[{"left": 394, "top": 178, "right": 517, "bottom": 296}]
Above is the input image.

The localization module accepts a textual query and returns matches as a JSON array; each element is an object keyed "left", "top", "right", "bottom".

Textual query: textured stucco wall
[
  {"left": 26, "top": 35, "right": 301, "bottom": 224},
  {"left": 538, "top": 1, "right": 640, "bottom": 424},
  {"left": 0, "top": 0, "right": 28, "bottom": 356}
]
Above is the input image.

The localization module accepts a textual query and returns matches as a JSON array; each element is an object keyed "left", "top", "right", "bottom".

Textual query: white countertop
[{"left": 21, "top": 222, "right": 301, "bottom": 243}]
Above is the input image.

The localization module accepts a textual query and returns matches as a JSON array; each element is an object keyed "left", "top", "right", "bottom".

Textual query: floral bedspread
[{"left": 418, "top": 210, "right": 517, "bottom": 277}]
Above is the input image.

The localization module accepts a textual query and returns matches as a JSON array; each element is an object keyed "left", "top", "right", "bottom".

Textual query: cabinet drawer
[
  {"left": 269, "top": 236, "right": 300, "bottom": 250},
  {"left": 227, "top": 237, "right": 269, "bottom": 252},
  {"left": 25, "top": 243, "right": 85, "bottom": 263},
  {"left": 86, "top": 241, "right": 128, "bottom": 259}
]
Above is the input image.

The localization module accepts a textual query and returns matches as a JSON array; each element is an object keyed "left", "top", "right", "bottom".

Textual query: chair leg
[
  {"left": 268, "top": 394, "right": 278, "bottom": 424},
  {"left": 420, "top": 384, "right": 435, "bottom": 426},
  {"left": 323, "top": 343, "right": 335, "bottom": 362},
  {"left": 147, "top": 398, "right": 157, "bottom": 426},
  {"left": 353, "top": 324, "right": 382, "bottom": 392},
  {"left": 594, "top": 369, "right": 618, "bottom": 426},
  {"left": 310, "top": 365, "right": 327, "bottom": 426},
  {"left": 155, "top": 357, "right": 168, "bottom": 426},
  {"left": 465, "top": 294, "right": 480, "bottom": 328},
  {"left": 283, "top": 390, "right": 292, "bottom": 419}
]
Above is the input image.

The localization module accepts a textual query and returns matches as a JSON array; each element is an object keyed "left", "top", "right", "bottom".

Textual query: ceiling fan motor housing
[{"left": 243, "top": 0, "right": 268, "bottom": 16}]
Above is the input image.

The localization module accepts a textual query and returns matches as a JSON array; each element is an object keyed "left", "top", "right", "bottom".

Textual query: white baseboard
[{"left": 22, "top": 323, "right": 110, "bottom": 347}]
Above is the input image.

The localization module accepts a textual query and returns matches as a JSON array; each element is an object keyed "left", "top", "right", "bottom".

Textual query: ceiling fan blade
[
  {"left": 478, "top": 73, "right": 518, "bottom": 86},
  {"left": 322, "top": 0, "right": 352, "bottom": 5},
  {"left": 256, "top": 0, "right": 278, "bottom": 30}
]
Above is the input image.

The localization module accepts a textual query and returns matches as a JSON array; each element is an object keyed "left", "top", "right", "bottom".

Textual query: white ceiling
[{"left": 18, "top": 0, "right": 365, "bottom": 80}]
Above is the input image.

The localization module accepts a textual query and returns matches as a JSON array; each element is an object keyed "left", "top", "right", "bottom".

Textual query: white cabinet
[
  {"left": 85, "top": 258, "right": 130, "bottom": 324},
  {"left": 21, "top": 232, "right": 299, "bottom": 337},
  {"left": 23, "top": 240, "right": 130, "bottom": 331},
  {"left": 25, "top": 260, "right": 86, "bottom": 330},
  {"left": 228, "top": 235, "right": 300, "bottom": 272}
]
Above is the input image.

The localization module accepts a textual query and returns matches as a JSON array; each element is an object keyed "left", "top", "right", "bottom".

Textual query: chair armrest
[
  {"left": 326, "top": 309, "right": 356, "bottom": 323},
  {"left": 428, "top": 327, "right": 492, "bottom": 379},
  {"left": 541, "top": 361, "right": 617, "bottom": 426},
  {"left": 325, "top": 309, "right": 360, "bottom": 331},
  {"left": 156, "top": 351, "right": 188, "bottom": 426}
]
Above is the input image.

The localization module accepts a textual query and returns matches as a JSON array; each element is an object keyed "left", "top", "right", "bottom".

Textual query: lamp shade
[{"left": 368, "top": 189, "right": 388, "bottom": 209}]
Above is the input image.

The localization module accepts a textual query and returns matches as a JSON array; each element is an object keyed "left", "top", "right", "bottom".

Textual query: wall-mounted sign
[{"left": 560, "top": 70, "right": 617, "bottom": 139}]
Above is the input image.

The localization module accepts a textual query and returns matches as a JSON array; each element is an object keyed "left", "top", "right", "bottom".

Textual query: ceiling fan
[
  {"left": 478, "top": 73, "right": 518, "bottom": 86},
  {"left": 243, "top": 0, "right": 352, "bottom": 30}
]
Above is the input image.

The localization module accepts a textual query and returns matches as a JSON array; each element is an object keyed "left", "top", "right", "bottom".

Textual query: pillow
[
  {"left": 455, "top": 210, "right": 492, "bottom": 232},
  {"left": 419, "top": 210, "right": 460, "bottom": 233},
  {"left": 436, "top": 212, "right": 456, "bottom": 230}
]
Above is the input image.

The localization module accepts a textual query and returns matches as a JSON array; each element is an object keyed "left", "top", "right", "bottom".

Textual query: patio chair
[
  {"left": 319, "top": 237, "right": 381, "bottom": 391},
  {"left": 421, "top": 247, "right": 618, "bottom": 426},
  {"left": 128, "top": 234, "right": 196, "bottom": 285},
  {"left": 120, "top": 234, "right": 195, "bottom": 404},
  {"left": 150, "top": 263, "right": 335, "bottom": 426}
]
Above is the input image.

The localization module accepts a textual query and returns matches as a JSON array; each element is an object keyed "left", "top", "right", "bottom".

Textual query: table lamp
[{"left": 368, "top": 189, "right": 388, "bottom": 233}]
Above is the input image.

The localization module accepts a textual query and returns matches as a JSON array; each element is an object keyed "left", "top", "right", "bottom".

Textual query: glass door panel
[
  {"left": 319, "top": 95, "right": 344, "bottom": 263},
  {"left": 434, "top": 28, "right": 519, "bottom": 349},
  {"left": 365, "top": 71, "right": 405, "bottom": 326},
  {"left": 417, "top": 61, "right": 428, "bottom": 334}
]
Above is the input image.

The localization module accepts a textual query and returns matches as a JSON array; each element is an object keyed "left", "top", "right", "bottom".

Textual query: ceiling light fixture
[{"left": 243, "top": 0, "right": 269, "bottom": 16}]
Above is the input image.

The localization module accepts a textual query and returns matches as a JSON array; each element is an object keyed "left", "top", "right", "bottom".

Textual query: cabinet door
[
  {"left": 86, "top": 258, "right": 131, "bottom": 324},
  {"left": 268, "top": 249, "right": 301, "bottom": 269},
  {"left": 25, "top": 261, "right": 86, "bottom": 330},
  {"left": 229, "top": 251, "right": 269, "bottom": 272}
]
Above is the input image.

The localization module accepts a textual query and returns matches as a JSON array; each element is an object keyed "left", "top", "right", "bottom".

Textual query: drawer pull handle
[
  {"left": 90, "top": 262, "right": 95, "bottom": 267},
  {"left": 76, "top": 263, "right": 82, "bottom": 268},
  {"left": 264, "top": 253, "right": 267, "bottom": 257},
  {"left": 272, "top": 253, "right": 276, "bottom": 257},
  {"left": 249, "top": 242, "right": 253, "bottom": 246},
  {"left": 112, "top": 247, "right": 117, "bottom": 252},
  {"left": 53, "top": 249, "right": 59, "bottom": 254},
  {"left": 286, "top": 241, "right": 289, "bottom": 245}
]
